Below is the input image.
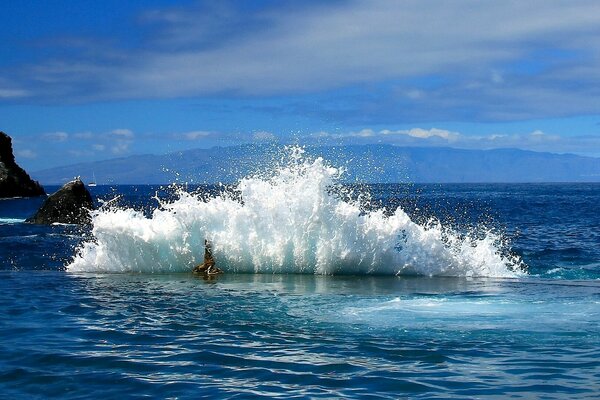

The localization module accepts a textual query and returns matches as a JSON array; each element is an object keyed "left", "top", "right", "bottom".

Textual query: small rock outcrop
[
  {"left": 0, "top": 131, "right": 46, "bottom": 198},
  {"left": 27, "top": 178, "right": 94, "bottom": 225}
]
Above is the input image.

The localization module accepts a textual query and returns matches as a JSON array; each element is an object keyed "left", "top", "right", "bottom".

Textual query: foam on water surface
[
  {"left": 0, "top": 218, "right": 25, "bottom": 224},
  {"left": 68, "top": 147, "right": 522, "bottom": 276}
]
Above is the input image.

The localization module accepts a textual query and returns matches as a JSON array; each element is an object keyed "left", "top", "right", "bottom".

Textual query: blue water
[{"left": 1, "top": 183, "right": 599, "bottom": 398}]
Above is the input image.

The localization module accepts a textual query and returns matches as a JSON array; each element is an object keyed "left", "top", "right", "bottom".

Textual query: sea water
[{"left": 0, "top": 149, "right": 599, "bottom": 398}]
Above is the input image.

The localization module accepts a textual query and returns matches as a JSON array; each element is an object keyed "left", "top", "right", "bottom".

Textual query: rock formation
[
  {"left": 0, "top": 131, "right": 46, "bottom": 198},
  {"left": 27, "top": 178, "right": 94, "bottom": 225}
]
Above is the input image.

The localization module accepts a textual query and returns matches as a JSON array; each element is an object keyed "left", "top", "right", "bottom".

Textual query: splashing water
[{"left": 68, "top": 147, "right": 523, "bottom": 276}]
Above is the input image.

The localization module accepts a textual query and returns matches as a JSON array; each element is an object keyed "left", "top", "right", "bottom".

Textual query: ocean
[{"left": 0, "top": 153, "right": 599, "bottom": 398}]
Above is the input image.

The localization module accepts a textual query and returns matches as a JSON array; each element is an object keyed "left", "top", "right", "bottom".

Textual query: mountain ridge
[{"left": 32, "top": 144, "right": 600, "bottom": 185}]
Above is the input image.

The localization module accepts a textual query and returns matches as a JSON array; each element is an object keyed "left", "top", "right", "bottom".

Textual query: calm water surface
[{"left": 1, "top": 272, "right": 599, "bottom": 399}]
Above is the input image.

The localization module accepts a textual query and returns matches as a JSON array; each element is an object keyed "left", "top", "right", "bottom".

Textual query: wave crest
[{"left": 68, "top": 147, "right": 523, "bottom": 277}]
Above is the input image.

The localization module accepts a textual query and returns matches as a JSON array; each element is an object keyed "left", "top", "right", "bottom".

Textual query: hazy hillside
[{"left": 32, "top": 144, "right": 600, "bottom": 184}]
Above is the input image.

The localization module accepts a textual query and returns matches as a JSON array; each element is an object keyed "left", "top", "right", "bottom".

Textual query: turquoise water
[
  {"left": 1, "top": 272, "right": 598, "bottom": 399},
  {"left": 1, "top": 178, "right": 599, "bottom": 398}
]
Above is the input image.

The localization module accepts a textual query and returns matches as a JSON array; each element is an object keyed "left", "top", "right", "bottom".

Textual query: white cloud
[
  {"left": 106, "top": 129, "right": 134, "bottom": 154},
  {"left": 0, "top": 88, "right": 29, "bottom": 98},
  {"left": 68, "top": 149, "right": 93, "bottom": 157},
  {"left": 403, "top": 89, "right": 426, "bottom": 100},
  {"left": 183, "top": 131, "right": 211, "bottom": 140},
  {"left": 381, "top": 128, "right": 460, "bottom": 140},
  {"left": 489, "top": 134, "right": 507, "bottom": 141},
  {"left": 15, "top": 149, "right": 37, "bottom": 159},
  {"left": 74, "top": 131, "right": 94, "bottom": 139},
  {"left": 111, "top": 141, "right": 131, "bottom": 154},
  {"left": 311, "top": 131, "right": 331, "bottom": 138},
  {"left": 40, "top": 129, "right": 135, "bottom": 155},
  {"left": 253, "top": 131, "right": 276, "bottom": 141},
  {"left": 315, "top": 127, "right": 460, "bottom": 142},
  {"left": 491, "top": 70, "right": 504, "bottom": 84},
  {"left": 355, "top": 129, "right": 375, "bottom": 138},
  {"left": 111, "top": 128, "right": 134, "bottom": 138},
  {"left": 9, "top": 1, "right": 600, "bottom": 108},
  {"left": 44, "top": 131, "right": 69, "bottom": 142},
  {"left": 528, "top": 130, "right": 560, "bottom": 143},
  {"left": 135, "top": 1, "right": 600, "bottom": 99},
  {"left": 303, "top": 126, "right": 600, "bottom": 154}
]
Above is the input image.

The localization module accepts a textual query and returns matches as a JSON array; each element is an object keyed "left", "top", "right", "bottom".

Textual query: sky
[{"left": 2, "top": 0, "right": 600, "bottom": 171}]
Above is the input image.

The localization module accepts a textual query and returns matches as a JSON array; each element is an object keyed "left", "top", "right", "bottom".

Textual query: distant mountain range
[{"left": 32, "top": 144, "right": 600, "bottom": 184}]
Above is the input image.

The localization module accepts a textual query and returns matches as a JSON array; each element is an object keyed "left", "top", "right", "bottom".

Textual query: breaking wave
[{"left": 68, "top": 147, "right": 523, "bottom": 277}]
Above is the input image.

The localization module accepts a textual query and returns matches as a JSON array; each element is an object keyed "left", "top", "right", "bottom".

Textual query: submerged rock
[
  {"left": 27, "top": 178, "right": 93, "bottom": 225},
  {"left": 0, "top": 131, "right": 46, "bottom": 198}
]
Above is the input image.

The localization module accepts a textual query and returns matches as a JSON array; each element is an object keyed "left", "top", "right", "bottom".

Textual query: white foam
[
  {"left": 67, "top": 147, "right": 523, "bottom": 276},
  {"left": 0, "top": 218, "right": 25, "bottom": 224}
]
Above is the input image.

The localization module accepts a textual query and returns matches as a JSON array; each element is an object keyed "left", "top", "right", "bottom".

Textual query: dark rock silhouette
[
  {"left": 193, "top": 239, "right": 223, "bottom": 276},
  {"left": 0, "top": 131, "right": 46, "bottom": 198},
  {"left": 27, "top": 178, "right": 93, "bottom": 225}
]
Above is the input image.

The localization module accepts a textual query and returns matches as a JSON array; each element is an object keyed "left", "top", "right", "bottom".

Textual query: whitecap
[
  {"left": 68, "top": 147, "right": 523, "bottom": 277},
  {"left": 0, "top": 218, "right": 26, "bottom": 224}
]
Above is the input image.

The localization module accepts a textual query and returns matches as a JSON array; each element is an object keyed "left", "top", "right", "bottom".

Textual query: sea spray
[{"left": 68, "top": 147, "right": 523, "bottom": 276}]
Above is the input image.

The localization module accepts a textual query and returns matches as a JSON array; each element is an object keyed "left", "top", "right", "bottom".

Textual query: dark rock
[
  {"left": 0, "top": 131, "right": 46, "bottom": 198},
  {"left": 27, "top": 178, "right": 93, "bottom": 225},
  {"left": 193, "top": 240, "right": 223, "bottom": 276}
]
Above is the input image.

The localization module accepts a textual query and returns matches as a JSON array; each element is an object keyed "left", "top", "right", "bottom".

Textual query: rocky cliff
[{"left": 0, "top": 131, "right": 46, "bottom": 198}]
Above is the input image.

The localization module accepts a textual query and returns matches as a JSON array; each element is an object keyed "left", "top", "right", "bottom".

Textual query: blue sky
[{"left": 2, "top": 0, "right": 600, "bottom": 170}]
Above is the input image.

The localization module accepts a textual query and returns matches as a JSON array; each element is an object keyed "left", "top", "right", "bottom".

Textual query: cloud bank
[
  {"left": 12, "top": 124, "right": 600, "bottom": 173},
  {"left": 306, "top": 127, "right": 599, "bottom": 155},
  {"left": 3, "top": 0, "right": 600, "bottom": 122}
]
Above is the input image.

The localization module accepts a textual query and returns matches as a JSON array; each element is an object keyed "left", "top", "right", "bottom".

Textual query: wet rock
[
  {"left": 0, "top": 131, "right": 45, "bottom": 198},
  {"left": 27, "top": 178, "right": 93, "bottom": 225}
]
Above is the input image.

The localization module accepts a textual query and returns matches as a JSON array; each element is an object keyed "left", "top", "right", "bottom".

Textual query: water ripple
[{"left": 2, "top": 272, "right": 599, "bottom": 398}]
